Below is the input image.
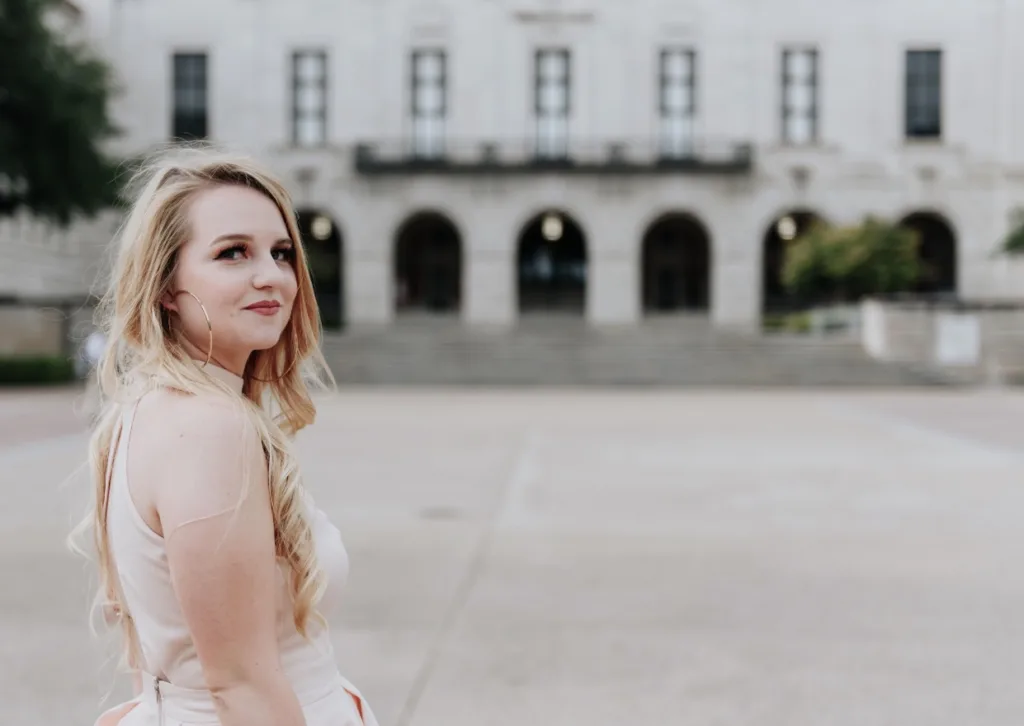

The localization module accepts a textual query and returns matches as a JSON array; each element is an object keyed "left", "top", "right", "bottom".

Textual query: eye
[
  {"left": 273, "top": 245, "right": 296, "bottom": 263},
  {"left": 216, "top": 244, "right": 247, "bottom": 261}
]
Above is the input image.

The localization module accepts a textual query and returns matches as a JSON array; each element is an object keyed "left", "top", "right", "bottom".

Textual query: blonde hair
[{"left": 70, "top": 145, "right": 334, "bottom": 670}]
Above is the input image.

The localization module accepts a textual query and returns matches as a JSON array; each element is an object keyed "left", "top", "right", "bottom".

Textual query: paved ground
[{"left": 2, "top": 384, "right": 1024, "bottom": 725}]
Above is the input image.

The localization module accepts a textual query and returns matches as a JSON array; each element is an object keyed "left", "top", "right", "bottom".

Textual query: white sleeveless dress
[{"left": 95, "top": 396, "right": 378, "bottom": 726}]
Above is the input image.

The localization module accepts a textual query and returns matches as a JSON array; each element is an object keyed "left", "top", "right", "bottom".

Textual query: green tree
[
  {"left": 778, "top": 221, "right": 833, "bottom": 303},
  {"left": 782, "top": 217, "right": 921, "bottom": 304},
  {"left": 1000, "top": 220, "right": 1024, "bottom": 255},
  {"left": 0, "top": 0, "right": 119, "bottom": 225}
]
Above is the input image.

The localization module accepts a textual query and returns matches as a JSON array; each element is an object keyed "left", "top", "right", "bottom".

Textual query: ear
[{"left": 160, "top": 290, "right": 179, "bottom": 313}]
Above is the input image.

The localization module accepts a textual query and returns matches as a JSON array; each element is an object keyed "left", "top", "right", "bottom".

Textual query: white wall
[
  {"left": 13, "top": 0, "right": 1024, "bottom": 327},
  {"left": 0, "top": 212, "right": 116, "bottom": 300},
  {"left": 93, "top": 0, "right": 1020, "bottom": 157}
]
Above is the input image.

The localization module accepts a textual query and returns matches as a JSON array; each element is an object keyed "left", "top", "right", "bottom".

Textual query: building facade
[{"left": 45, "top": 0, "right": 1024, "bottom": 330}]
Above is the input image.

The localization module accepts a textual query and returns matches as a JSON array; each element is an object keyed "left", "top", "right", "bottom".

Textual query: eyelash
[{"left": 217, "top": 244, "right": 295, "bottom": 263}]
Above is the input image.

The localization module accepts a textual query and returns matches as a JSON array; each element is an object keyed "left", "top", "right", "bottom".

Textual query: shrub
[
  {"left": 0, "top": 355, "right": 76, "bottom": 386},
  {"left": 782, "top": 217, "right": 921, "bottom": 304},
  {"left": 1001, "top": 222, "right": 1024, "bottom": 255},
  {"left": 763, "top": 311, "right": 812, "bottom": 333}
]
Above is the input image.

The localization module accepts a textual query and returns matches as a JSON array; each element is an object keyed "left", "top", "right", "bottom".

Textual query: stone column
[
  {"left": 588, "top": 251, "right": 639, "bottom": 326},
  {"left": 465, "top": 248, "right": 514, "bottom": 327},
  {"left": 459, "top": 202, "right": 515, "bottom": 327},
  {"left": 344, "top": 211, "right": 393, "bottom": 327},
  {"left": 345, "top": 256, "right": 391, "bottom": 326},
  {"left": 587, "top": 212, "right": 639, "bottom": 326},
  {"left": 710, "top": 212, "right": 760, "bottom": 332}
]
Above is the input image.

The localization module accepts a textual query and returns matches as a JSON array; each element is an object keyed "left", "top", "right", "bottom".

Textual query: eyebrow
[{"left": 210, "top": 233, "right": 293, "bottom": 247}]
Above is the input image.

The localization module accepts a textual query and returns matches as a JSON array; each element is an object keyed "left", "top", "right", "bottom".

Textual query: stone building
[{"left": 11, "top": 0, "right": 1024, "bottom": 334}]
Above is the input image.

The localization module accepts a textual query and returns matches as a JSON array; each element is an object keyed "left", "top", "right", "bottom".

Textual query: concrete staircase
[{"left": 320, "top": 314, "right": 953, "bottom": 387}]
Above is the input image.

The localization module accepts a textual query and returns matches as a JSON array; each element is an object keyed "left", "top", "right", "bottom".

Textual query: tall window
[
  {"left": 781, "top": 48, "right": 818, "bottom": 144},
  {"left": 172, "top": 52, "right": 208, "bottom": 140},
  {"left": 659, "top": 48, "right": 696, "bottom": 158},
  {"left": 292, "top": 50, "right": 328, "bottom": 147},
  {"left": 906, "top": 50, "right": 942, "bottom": 139},
  {"left": 411, "top": 49, "right": 446, "bottom": 158},
  {"left": 534, "top": 49, "right": 570, "bottom": 159}
]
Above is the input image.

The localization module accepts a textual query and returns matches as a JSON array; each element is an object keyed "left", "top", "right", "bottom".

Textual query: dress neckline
[{"left": 202, "top": 363, "right": 245, "bottom": 393}]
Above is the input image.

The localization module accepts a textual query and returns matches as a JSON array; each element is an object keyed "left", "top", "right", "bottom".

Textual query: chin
[{"left": 244, "top": 333, "right": 287, "bottom": 352}]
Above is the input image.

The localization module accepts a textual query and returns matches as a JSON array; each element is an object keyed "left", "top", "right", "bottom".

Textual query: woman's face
[{"left": 163, "top": 184, "right": 298, "bottom": 374}]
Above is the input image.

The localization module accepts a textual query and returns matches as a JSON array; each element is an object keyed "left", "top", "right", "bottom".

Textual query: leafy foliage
[
  {"left": 1001, "top": 221, "right": 1024, "bottom": 255},
  {"left": 0, "top": 354, "right": 75, "bottom": 385},
  {"left": 781, "top": 218, "right": 921, "bottom": 303},
  {"left": 0, "top": 0, "right": 120, "bottom": 224}
]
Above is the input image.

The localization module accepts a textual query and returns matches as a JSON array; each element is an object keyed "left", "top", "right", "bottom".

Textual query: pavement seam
[{"left": 392, "top": 429, "right": 542, "bottom": 726}]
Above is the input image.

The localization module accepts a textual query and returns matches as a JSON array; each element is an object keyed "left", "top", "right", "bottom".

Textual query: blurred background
[
  {"left": 10, "top": 0, "right": 1024, "bottom": 384},
  {"left": 4, "top": 0, "right": 1024, "bottom": 724}
]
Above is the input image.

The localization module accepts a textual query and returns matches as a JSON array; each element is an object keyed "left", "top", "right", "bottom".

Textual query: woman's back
[
  {"left": 101, "top": 377, "right": 370, "bottom": 723},
  {"left": 83, "top": 148, "right": 378, "bottom": 726}
]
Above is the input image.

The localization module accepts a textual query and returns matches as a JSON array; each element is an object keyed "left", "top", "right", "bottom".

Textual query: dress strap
[
  {"left": 102, "top": 399, "right": 144, "bottom": 517},
  {"left": 101, "top": 398, "right": 150, "bottom": 674},
  {"left": 101, "top": 415, "right": 123, "bottom": 524}
]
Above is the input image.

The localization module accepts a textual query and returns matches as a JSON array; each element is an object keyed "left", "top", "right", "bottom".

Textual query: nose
[{"left": 251, "top": 250, "right": 291, "bottom": 289}]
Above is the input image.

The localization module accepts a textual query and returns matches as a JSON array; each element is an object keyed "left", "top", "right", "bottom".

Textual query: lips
[{"left": 245, "top": 301, "right": 281, "bottom": 312}]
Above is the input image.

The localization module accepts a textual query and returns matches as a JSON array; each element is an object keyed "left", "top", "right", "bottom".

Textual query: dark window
[
  {"left": 172, "top": 52, "right": 208, "bottom": 140},
  {"left": 292, "top": 50, "right": 328, "bottom": 147},
  {"left": 534, "top": 48, "right": 570, "bottom": 159},
  {"left": 906, "top": 50, "right": 942, "bottom": 139},
  {"left": 782, "top": 48, "right": 818, "bottom": 144},
  {"left": 659, "top": 48, "right": 696, "bottom": 158},
  {"left": 411, "top": 49, "right": 446, "bottom": 158}
]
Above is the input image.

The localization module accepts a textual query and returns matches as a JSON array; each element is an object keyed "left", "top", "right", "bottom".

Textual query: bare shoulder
[
  {"left": 136, "top": 387, "right": 252, "bottom": 445},
  {"left": 135, "top": 388, "right": 262, "bottom": 476},
  {"left": 131, "top": 388, "right": 266, "bottom": 534}
]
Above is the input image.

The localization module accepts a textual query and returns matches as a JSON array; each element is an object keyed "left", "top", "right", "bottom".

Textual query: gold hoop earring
[{"left": 173, "top": 290, "right": 213, "bottom": 368}]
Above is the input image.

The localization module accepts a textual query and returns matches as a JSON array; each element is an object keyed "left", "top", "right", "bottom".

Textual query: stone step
[{"left": 319, "top": 318, "right": 952, "bottom": 387}]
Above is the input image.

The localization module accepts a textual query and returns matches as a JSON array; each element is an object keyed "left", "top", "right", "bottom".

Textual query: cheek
[
  {"left": 205, "top": 269, "right": 251, "bottom": 304},
  {"left": 167, "top": 264, "right": 210, "bottom": 312},
  {"left": 182, "top": 271, "right": 249, "bottom": 322},
  {"left": 282, "top": 268, "right": 300, "bottom": 305}
]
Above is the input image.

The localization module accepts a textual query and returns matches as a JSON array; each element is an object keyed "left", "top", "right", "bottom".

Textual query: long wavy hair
[{"left": 69, "top": 146, "right": 334, "bottom": 670}]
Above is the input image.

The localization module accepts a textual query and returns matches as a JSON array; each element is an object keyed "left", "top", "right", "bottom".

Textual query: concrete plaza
[{"left": 2, "top": 385, "right": 1024, "bottom": 725}]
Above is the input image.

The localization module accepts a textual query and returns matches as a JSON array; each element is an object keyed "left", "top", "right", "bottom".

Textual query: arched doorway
[
  {"left": 394, "top": 212, "right": 462, "bottom": 314},
  {"left": 517, "top": 210, "right": 587, "bottom": 314},
  {"left": 641, "top": 213, "right": 711, "bottom": 313},
  {"left": 296, "top": 209, "right": 343, "bottom": 330},
  {"left": 762, "top": 210, "right": 826, "bottom": 312},
  {"left": 899, "top": 212, "right": 957, "bottom": 294}
]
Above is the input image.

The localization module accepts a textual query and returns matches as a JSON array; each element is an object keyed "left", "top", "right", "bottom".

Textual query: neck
[{"left": 177, "top": 334, "right": 249, "bottom": 384}]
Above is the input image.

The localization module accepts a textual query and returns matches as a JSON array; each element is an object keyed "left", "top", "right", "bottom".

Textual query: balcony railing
[{"left": 353, "top": 137, "right": 754, "bottom": 176}]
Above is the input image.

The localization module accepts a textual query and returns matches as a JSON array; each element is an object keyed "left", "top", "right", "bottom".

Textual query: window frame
[
  {"left": 905, "top": 48, "right": 943, "bottom": 140},
  {"left": 410, "top": 48, "right": 448, "bottom": 159},
  {"left": 658, "top": 47, "right": 698, "bottom": 158},
  {"left": 171, "top": 51, "right": 209, "bottom": 141},
  {"left": 291, "top": 49, "right": 329, "bottom": 148},
  {"left": 533, "top": 47, "right": 571, "bottom": 160},
  {"left": 780, "top": 46, "right": 819, "bottom": 146}
]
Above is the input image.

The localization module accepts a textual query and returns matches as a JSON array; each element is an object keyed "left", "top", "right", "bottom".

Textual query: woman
[{"left": 72, "top": 147, "right": 377, "bottom": 726}]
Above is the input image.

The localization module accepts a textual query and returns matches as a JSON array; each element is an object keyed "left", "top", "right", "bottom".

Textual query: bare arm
[{"left": 152, "top": 397, "right": 304, "bottom": 726}]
